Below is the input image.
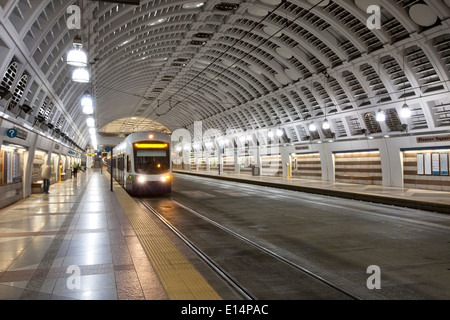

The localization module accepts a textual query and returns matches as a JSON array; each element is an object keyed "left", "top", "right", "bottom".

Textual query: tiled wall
[
  {"left": 291, "top": 153, "right": 322, "bottom": 180},
  {"left": 190, "top": 158, "right": 208, "bottom": 172},
  {"left": 262, "top": 155, "right": 282, "bottom": 176},
  {"left": 223, "top": 157, "right": 235, "bottom": 173},
  {"left": 334, "top": 150, "right": 382, "bottom": 185},
  {"left": 403, "top": 149, "right": 450, "bottom": 191}
]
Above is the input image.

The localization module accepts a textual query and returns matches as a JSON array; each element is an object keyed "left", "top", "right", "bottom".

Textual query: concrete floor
[
  {"left": 1, "top": 169, "right": 449, "bottom": 300},
  {"left": 159, "top": 173, "right": 450, "bottom": 300}
]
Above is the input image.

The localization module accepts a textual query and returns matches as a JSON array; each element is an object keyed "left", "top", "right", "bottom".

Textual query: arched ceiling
[
  {"left": 1, "top": 0, "right": 450, "bottom": 150},
  {"left": 99, "top": 116, "right": 169, "bottom": 134}
]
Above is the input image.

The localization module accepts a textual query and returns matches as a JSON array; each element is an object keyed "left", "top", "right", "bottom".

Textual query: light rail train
[{"left": 111, "top": 131, "right": 172, "bottom": 195}]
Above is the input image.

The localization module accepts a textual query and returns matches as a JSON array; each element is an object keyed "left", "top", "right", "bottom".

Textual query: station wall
[
  {"left": 184, "top": 133, "right": 450, "bottom": 192},
  {"left": 0, "top": 117, "right": 81, "bottom": 209}
]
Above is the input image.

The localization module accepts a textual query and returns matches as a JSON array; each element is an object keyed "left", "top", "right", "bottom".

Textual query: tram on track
[{"left": 111, "top": 131, "right": 172, "bottom": 195}]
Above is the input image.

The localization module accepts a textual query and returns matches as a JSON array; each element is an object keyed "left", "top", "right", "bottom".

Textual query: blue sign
[
  {"left": 105, "top": 146, "right": 111, "bottom": 152},
  {"left": 6, "top": 128, "right": 17, "bottom": 138}
]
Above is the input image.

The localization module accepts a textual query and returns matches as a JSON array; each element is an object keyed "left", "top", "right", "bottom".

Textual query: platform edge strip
[{"left": 108, "top": 176, "right": 222, "bottom": 300}]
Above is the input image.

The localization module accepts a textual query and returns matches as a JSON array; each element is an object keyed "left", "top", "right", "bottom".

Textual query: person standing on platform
[
  {"left": 41, "top": 163, "right": 51, "bottom": 194},
  {"left": 73, "top": 163, "right": 78, "bottom": 178}
]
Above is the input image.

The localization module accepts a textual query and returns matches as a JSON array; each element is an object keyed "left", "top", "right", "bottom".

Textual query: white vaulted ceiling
[{"left": 0, "top": 0, "right": 450, "bottom": 149}]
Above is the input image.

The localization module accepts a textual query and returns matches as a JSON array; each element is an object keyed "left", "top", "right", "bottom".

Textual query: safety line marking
[{"left": 109, "top": 177, "right": 221, "bottom": 300}]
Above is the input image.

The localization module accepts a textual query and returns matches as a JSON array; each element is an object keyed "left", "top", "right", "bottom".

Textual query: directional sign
[{"left": 6, "top": 128, "right": 17, "bottom": 138}]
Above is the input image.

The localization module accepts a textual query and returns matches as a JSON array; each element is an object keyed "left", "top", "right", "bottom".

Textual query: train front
[{"left": 131, "top": 140, "right": 172, "bottom": 195}]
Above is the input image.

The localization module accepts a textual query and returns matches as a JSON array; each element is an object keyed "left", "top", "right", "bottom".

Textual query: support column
[
  {"left": 381, "top": 138, "right": 404, "bottom": 187},
  {"left": 281, "top": 147, "right": 291, "bottom": 179},
  {"left": 234, "top": 148, "right": 240, "bottom": 174},
  {"left": 320, "top": 143, "right": 334, "bottom": 182},
  {"left": 23, "top": 132, "right": 38, "bottom": 198}
]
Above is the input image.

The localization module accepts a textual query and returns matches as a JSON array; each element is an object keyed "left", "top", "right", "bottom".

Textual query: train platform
[
  {"left": 174, "top": 170, "right": 450, "bottom": 215},
  {"left": 0, "top": 169, "right": 222, "bottom": 300}
]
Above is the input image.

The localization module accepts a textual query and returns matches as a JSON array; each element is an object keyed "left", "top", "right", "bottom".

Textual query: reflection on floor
[{"left": 0, "top": 170, "right": 167, "bottom": 300}]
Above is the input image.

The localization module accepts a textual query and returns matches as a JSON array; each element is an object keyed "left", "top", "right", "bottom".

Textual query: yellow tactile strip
[{"left": 110, "top": 177, "right": 221, "bottom": 300}]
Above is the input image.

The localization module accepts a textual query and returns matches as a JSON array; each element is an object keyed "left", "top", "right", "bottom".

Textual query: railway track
[{"left": 140, "top": 198, "right": 362, "bottom": 300}]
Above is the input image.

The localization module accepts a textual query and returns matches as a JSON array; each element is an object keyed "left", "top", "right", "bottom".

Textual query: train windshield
[{"left": 134, "top": 143, "right": 170, "bottom": 174}]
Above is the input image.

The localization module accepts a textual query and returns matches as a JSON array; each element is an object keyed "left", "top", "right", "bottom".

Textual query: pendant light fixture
[
  {"left": 67, "top": 36, "right": 88, "bottom": 67},
  {"left": 86, "top": 117, "right": 95, "bottom": 127},
  {"left": 276, "top": 128, "right": 284, "bottom": 137},
  {"left": 400, "top": 47, "right": 411, "bottom": 119},
  {"left": 376, "top": 109, "right": 386, "bottom": 122},
  {"left": 72, "top": 67, "right": 90, "bottom": 83},
  {"left": 401, "top": 103, "right": 411, "bottom": 118},
  {"left": 81, "top": 94, "right": 94, "bottom": 114}
]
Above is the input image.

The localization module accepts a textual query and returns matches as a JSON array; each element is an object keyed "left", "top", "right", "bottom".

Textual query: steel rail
[
  {"left": 171, "top": 199, "right": 363, "bottom": 301},
  {"left": 140, "top": 200, "right": 256, "bottom": 301}
]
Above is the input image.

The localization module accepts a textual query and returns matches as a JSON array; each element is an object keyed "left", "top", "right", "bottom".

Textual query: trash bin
[{"left": 252, "top": 166, "right": 260, "bottom": 176}]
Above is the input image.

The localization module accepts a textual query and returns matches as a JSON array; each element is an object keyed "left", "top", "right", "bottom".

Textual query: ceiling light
[
  {"left": 148, "top": 17, "right": 167, "bottom": 26},
  {"left": 182, "top": 2, "right": 205, "bottom": 9},
  {"left": 67, "top": 43, "right": 88, "bottom": 67},
  {"left": 309, "top": 123, "right": 317, "bottom": 132},
  {"left": 376, "top": 109, "right": 386, "bottom": 122},
  {"left": 86, "top": 117, "right": 95, "bottom": 127},
  {"left": 119, "top": 37, "right": 135, "bottom": 46},
  {"left": 322, "top": 119, "right": 330, "bottom": 130},
  {"left": 276, "top": 129, "right": 284, "bottom": 137},
  {"left": 82, "top": 104, "right": 94, "bottom": 115},
  {"left": 401, "top": 103, "right": 411, "bottom": 118},
  {"left": 268, "top": 131, "right": 274, "bottom": 138},
  {"left": 81, "top": 95, "right": 94, "bottom": 115},
  {"left": 72, "top": 68, "right": 90, "bottom": 83}
]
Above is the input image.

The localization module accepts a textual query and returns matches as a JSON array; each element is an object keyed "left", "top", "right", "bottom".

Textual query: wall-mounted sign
[
  {"left": 417, "top": 135, "right": 450, "bottom": 143},
  {"left": 6, "top": 128, "right": 17, "bottom": 138},
  {"left": 417, "top": 153, "right": 424, "bottom": 175},
  {"left": 432, "top": 152, "right": 440, "bottom": 175},
  {"left": 6, "top": 127, "right": 28, "bottom": 140},
  {"left": 440, "top": 153, "right": 448, "bottom": 175},
  {"left": 424, "top": 153, "right": 432, "bottom": 175}
]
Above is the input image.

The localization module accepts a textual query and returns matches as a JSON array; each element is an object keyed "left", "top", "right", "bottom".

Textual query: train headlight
[
  {"left": 137, "top": 176, "right": 146, "bottom": 184},
  {"left": 161, "top": 175, "right": 171, "bottom": 182}
]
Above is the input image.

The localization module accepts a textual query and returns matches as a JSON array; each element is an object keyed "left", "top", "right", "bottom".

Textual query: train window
[
  {"left": 118, "top": 157, "right": 122, "bottom": 171},
  {"left": 134, "top": 149, "right": 170, "bottom": 174},
  {"left": 127, "top": 155, "right": 131, "bottom": 173}
]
